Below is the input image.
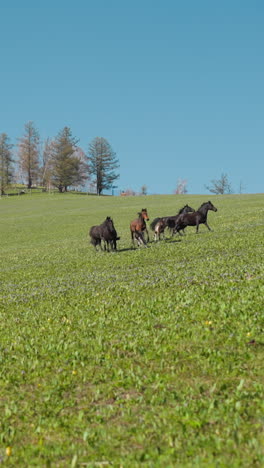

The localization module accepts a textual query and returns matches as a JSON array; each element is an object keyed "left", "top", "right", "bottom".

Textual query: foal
[{"left": 130, "top": 208, "right": 149, "bottom": 246}]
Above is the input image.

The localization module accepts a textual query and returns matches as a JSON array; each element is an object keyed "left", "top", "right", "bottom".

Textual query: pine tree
[
  {"left": 88, "top": 137, "right": 119, "bottom": 195},
  {"left": 0, "top": 133, "right": 14, "bottom": 195},
  {"left": 18, "top": 121, "right": 40, "bottom": 188},
  {"left": 50, "top": 127, "right": 88, "bottom": 192}
]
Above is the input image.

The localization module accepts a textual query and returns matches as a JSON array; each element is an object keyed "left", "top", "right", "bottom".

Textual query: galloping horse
[
  {"left": 174, "top": 201, "right": 217, "bottom": 234},
  {"left": 150, "top": 204, "right": 195, "bottom": 241},
  {"left": 166, "top": 205, "right": 196, "bottom": 236},
  {"left": 152, "top": 218, "right": 167, "bottom": 242},
  {"left": 89, "top": 217, "right": 120, "bottom": 251},
  {"left": 130, "top": 208, "right": 149, "bottom": 246}
]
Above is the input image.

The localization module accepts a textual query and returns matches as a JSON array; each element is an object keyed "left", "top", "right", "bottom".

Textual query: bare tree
[
  {"left": 141, "top": 184, "right": 147, "bottom": 195},
  {"left": 205, "top": 173, "right": 232, "bottom": 195},
  {"left": 40, "top": 138, "right": 54, "bottom": 189},
  {"left": 18, "top": 121, "right": 40, "bottom": 188},
  {"left": 174, "top": 178, "right": 188, "bottom": 194},
  {"left": 88, "top": 137, "right": 119, "bottom": 195},
  {"left": 0, "top": 133, "right": 14, "bottom": 195},
  {"left": 239, "top": 180, "right": 246, "bottom": 194}
]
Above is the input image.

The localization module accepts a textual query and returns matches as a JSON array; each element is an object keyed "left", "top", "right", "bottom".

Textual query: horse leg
[
  {"left": 141, "top": 232, "right": 147, "bottom": 246},
  {"left": 204, "top": 221, "right": 212, "bottom": 231},
  {"left": 135, "top": 231, "right": 141, "bottom": 246},
  {"left": 135, "top": 233, "right": 141, "bottom": 246},
  {"left": 92, "top": 238, "right": 101, "bottom": 251},
  {"left": 136, "top": 231, "right": 146, "bottom": 247},
  {"left": 96, "top": 239, "right": 102, "bottom": 251},
  {"left": 110, "top": 239, "right": 116, "bottom": 251},
  {"left": 131, "top": 229, "right": 135, "bottom": 247},
  {"left": 141, "top": 234, "right": 147, "bottom": 247},
  {"left": 159, "top": 223, "right": 165, "bottom": 241},
  {"left": 160, "top": 226, "right": 166, "bottom": 240}
]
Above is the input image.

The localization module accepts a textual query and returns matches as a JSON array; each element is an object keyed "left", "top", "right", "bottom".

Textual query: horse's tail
[{"left": 150, "top": 217, "right": 160, "bottom": 230}]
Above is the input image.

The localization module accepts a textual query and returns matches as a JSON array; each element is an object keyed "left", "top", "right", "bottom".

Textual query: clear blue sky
[{"left": 1, "top": 0, "right": 263, "bottom": 194}]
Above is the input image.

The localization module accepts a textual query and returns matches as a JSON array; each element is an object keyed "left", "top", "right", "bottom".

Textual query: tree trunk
[{"left": 27, "top": 173, "right": 32, "bottom": 189}]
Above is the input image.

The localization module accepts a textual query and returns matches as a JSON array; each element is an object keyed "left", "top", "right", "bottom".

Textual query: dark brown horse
[
  {"left": 130, "top": 208, "right": 149, "bottom": 246},
  {"left": 174, "top": 201, "right": 217, "bottom": 234},
  {"left": 150, "top": 204, "right": 195, "bottom": 241},
  {"left": 89, "top": 216, "right": 120, "bottom": 251}
]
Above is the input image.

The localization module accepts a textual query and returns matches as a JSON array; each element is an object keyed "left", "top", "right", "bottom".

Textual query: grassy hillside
[{"left": 1, "top": 193, "right": 263, "bottom": 467}]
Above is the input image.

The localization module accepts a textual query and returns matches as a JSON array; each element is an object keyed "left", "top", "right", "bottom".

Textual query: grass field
[{"left": 1, "top": 193, "right": 263, "bottom": 467}]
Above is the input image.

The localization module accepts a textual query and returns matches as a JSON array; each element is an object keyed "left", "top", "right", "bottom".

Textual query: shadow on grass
[{"left": 116, "top": 239, "right": 183, "bottom": 251}]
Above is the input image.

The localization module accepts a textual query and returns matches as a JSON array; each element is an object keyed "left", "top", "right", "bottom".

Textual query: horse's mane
[
  {"left": 178, "top": 204, "right": 195, "bottom": 214},
  {"left": 198, "top": 202, "right": 207, "bottom": 209},
  {"left": 178, "top": 205, "right": 188, "bottom": 214},
  {"left": 101, "top": 217, "right": 113, "bottom": 228},
  {"left": 197, "top": 201, "right": 212, "bottom": 212}
]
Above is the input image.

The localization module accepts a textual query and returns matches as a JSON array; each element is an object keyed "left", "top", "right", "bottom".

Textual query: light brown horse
[{"left": 130, "top": 208, "right": 149, "bottom": 246}]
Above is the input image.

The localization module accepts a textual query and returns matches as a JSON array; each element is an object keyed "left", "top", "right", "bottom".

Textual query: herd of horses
[{"left": 89, "top": 201, "right": 218, "bottom": 251}]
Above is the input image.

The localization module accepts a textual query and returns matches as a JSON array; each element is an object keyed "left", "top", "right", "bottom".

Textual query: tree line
[
  {"left": 1, "top": 122, "right": 240, "bottom": 196},
  {"left": 0, "top": 122, "right": 119, "bottom": 195}
]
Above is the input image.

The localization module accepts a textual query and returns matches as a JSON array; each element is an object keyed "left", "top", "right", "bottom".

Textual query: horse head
[
  {"left": 141, "top": 208, "right": 149, "bottom": 221},
  {"left": 183, "top": 204, "right": 195, "bottom": 214},
  {"left": 208, "top": 201, "right": 218, "bottom": 212},
  {"left": 185, "top": 204, "right": 195, "bottom": 213},
  {"left": 105, "top": 216, "right": 116, "bottom": 231}
]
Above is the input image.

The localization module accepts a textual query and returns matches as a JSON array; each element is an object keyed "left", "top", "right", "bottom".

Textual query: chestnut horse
[{"left": 130, "top": 208, "right": 149, "bottom": 246}]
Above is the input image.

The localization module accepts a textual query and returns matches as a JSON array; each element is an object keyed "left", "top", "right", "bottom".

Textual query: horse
[
  {"left": 150, "top": 205, "right": 195, "bottom": 241},
  {"left": 152, "top": 218, "right": 167, "bottom": 242},
  {"left": 130, "top": 208, "right": 149, "bottom": 246},
  {"left": 89, "top": 217, "right": 120, "bottom": 251},
  {"left": 174, "top": 201, "right": 217, "bottom": 234}
]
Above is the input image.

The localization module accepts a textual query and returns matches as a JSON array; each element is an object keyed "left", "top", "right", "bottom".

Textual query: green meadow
[{"left": 0, "top": 193, "right": 263, "bottom": 467}]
